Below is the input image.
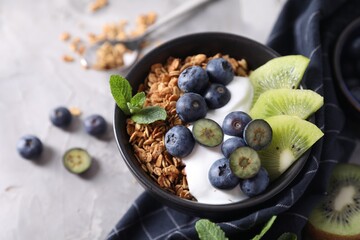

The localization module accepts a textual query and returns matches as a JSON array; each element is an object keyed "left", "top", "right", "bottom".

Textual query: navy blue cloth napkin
[{"left": 107, "top": 0, "right": 360, "bottom": 239}]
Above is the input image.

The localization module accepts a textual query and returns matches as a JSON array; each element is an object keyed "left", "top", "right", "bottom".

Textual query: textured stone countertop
[{"left": 4, "top": 0, "right": 359, "bottom": 239}]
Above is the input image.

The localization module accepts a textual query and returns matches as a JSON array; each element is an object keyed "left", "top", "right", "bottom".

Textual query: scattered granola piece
[
  {"left": 59, "top": 32, "right": 71, "bottom": 41},
  {"left": 62, "top": 55, "right": 75, "bottom": 62},
  {"left": 88, "top": 0, "right": 108, "bottom": 12},
  {"left": 69, "top": 107, "right": 82, "bottom": 116}
]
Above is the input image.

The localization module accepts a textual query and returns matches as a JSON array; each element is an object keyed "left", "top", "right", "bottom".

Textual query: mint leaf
[
  {"left": 277, "top": 232, "right": 297, "bottom": 240},
  {"left": 128, "top": 92, "right": 146, "bottom": 114},
  {"left": 251, "top": 216, "right": 277, "bottom": 240},
  {"left": 195, "top": 219, "right": 228, "bottom": 240},
  {"left": 131, "top": 92, "right": 146, "bottom": 107},
  {"left": 110, "top": 75, "right": 132, "bottom": 115},
  {"left": 131, "top": 106, "right": 167, "bottom": 124}
]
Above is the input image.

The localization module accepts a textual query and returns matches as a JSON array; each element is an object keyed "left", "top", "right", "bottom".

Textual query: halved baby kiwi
[
  {"left": 63, "top": 148, "right": 92, "bottom": 174},
  {"left": 307, "top": 163, "right": 360, "bottom": 240},
  {"left": 192, "top": 118, "right": 224, "bottom": 147},
  {"left": 249, "top": 55, "right": 310, "bottom": 106},
  {"left": 229, "top": 146, "right": 261, "bottom": 179},
  {"left": 258, "top": 115, "right": 323, "bottom": 180},
  {"left": 250, "top": 89, "right": 324, "bottom": 120}
]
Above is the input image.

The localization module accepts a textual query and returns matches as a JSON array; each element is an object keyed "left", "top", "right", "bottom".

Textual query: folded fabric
[{"left": 106, "top": 0, "right": 360, "bottom": 239}]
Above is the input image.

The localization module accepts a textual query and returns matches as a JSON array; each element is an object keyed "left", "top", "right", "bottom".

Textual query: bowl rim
[
  {"left": 113, "top": 32, "right": 310, "bottom": 216},
  {"left": 333, "top": 16, "right": 360, "bottom": 112}
]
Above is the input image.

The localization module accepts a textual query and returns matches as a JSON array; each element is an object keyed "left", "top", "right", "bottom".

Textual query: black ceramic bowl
[
  {"left": 114, "top": 32, "right": 310, "bottom": 221},
  {"left": 334, "top": 17, "right": 360, "bottom": 119}
]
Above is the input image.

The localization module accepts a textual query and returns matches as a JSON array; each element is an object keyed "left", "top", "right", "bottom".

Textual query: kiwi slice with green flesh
[
  {"left": 258, "top": 115, "right": 323, "bottom": 181},
  {"left": 63, "top": 148, "right": 92, "bottom": 174},
  {"left": 192, "top": 118, "right": 224, "bottom": 147},
  {"left": 307, "top": 163, "right": 360, "bottom": 240},
  {"left": 229, "top": 146, "right": 261, "bottom": 179},
  {"left": 250, "top": 89, "right": 324, "bottom": 120},
  {"left": 249, "top": 55, "right": 310, "bottom": 106}
]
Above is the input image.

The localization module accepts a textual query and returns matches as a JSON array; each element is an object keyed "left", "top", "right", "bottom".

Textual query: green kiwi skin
[{"left": 306, "top": 164, "right": 360, "bottom": 240}]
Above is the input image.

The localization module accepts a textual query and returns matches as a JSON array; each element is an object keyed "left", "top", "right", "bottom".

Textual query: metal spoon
[{"left": 80, "top": 0, "right": 216, "bottom": 71}]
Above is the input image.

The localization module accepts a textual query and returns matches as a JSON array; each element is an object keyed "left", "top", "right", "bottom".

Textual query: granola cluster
[
  {"left": 60, "top": 11, "right": 157, "bottom": 70},
  {"left": 126, "top": 54, "right": 250, "bottom": 200}
]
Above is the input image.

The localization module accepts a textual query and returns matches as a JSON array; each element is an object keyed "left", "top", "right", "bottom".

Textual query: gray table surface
[{"left": 2, "top": 0, "right": 359, "bottom": 239}]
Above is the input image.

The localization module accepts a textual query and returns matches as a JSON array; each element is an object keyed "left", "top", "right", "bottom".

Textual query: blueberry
[
  {"left": 206, "top": 58, "right": 234, "bottom": 85},
  {"left": 165, "top": 125, "right": 195, "bottom": 157},
  {"left": 240, "top": 167, "right": 269, "bottom": 197},
  {"left": 176, "top": 92, "right": 207, "bottom": 123},
  {"left": 221, "top": 137, "right": 246, "bottom": 158},
  {"left": 178, "top": 66, "right": 209, "bottom": 94},
  {"left": 208, "top": 158, "right": 240, "bottom": 189},
  {"left": 204, "top": 83, "right": 231, "bottom": 109},
  {"left": 222, "top": 111, "right": 252, "bottom": 137},
  {"left": 17, "top": 135, "right": 43, "bottom": 159},
  {"left": 84, "top": 114, "right": 107, "bottom": 136},
  {"left": 243, "top": 119, "right": 272, "bottom": 151},
  {"left": 50, "top": 106, "right": 72, "bottom": 128}
]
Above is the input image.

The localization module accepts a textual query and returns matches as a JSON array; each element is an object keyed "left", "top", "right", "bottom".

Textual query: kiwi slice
[
  {"left": 192, "top": 118, "right": 224, "bottom": 147},
  {"left": 250, "top": 89, "right": 324, "bottom": 120},
  {"left": 249, "top": 55, "right": 310, "bottom": 106},
  {"left": 229, "top": 146, "right": 261, "bottom": 179},
  {"left": 307, "top": 163, "right": 360, "bottom": 239},
  {"left": 258, "top": 115, "right": 323, "bottom": 180},
  {"left": 63, "top": 148, "right": 92, "bottom": 174}
]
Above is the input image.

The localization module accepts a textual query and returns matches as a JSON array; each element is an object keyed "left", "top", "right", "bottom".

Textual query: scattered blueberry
[
  {"left": 17, "top": 135, "right": 43, "bottom": 159},
  {"left": 50, "top": 106, "right": 72, "bottom": 128},
  {"left": 204, "top": 83, "right": 231, "bottom": 109},
  {"left": 176, "top": 92, "right": 207, "bottom": 123},
  {"left": 206, "top": 58, "right": 234, "bottom": 85},
  {"left": 165, "top": 125, "right": 195, "bottom": 157},
  {"left": 178, "top": 66, "right": 209, "bottom": 94},
  {"left": 84, "top": 114, "right": 107, "bottom": 136},
  {"left": 221, "top": 137, "right": 246, "bottom": 158},
  {"left": 208, "top": 158, "right": 240, "bottom": 189},
  {"left": 222, "top": 111, "right": 252, "bottom": 137},
  {"left": 240, "top": 167, "right": 270, "bottom": 197}
]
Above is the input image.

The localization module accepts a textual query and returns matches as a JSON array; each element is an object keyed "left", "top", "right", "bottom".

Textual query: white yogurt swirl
[{"left": 183, "top": 76, "right": 254, "bottom": 204}]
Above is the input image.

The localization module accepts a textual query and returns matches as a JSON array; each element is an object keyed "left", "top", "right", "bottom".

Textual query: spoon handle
[{"left": 143, "top": 0, "right": 216, "bottom": 38}]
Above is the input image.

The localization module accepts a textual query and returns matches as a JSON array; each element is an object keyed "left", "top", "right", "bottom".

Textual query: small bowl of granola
[{"left": 113, "top": 32, "right": 323, "bottom": 221}]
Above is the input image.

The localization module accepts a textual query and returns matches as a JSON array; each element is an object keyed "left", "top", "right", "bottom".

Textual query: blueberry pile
[
  {"left": 341, "top": 35, "right": 360, "bottom": 102},
  {"left": 165, "top": 58, "right": 274, "bottom": 197}
]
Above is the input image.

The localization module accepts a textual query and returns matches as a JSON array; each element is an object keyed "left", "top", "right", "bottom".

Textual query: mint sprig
[
  {"left": 110, "top": 75, "right": 167, "bottom": 124},
  {"left": 195, "top": 215, "right": 296, "bottom": 240},
  {"left": 195, "top": 219, "right": 228, "bottom": 240}
]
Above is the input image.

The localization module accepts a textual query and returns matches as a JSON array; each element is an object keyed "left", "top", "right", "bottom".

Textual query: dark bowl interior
[
  {"left": 333, "top": 17, "right": 360, "bottom": 119},
  {"left": 114, "top": 32, "right": 310, "bottom": 221}
]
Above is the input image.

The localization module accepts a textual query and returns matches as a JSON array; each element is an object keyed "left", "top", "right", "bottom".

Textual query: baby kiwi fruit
[{"left": 307, "top": 163, "right": 360, "bottom": 240}]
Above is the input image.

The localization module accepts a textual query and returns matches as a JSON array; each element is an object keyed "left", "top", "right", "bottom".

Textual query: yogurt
[{"left": 183, "top": 76, "right": 254, "bottom": 204}]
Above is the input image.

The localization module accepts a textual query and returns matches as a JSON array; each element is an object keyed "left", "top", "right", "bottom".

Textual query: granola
[{"left": 126, "top": 54, "right": 249, "bottom": 200}]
